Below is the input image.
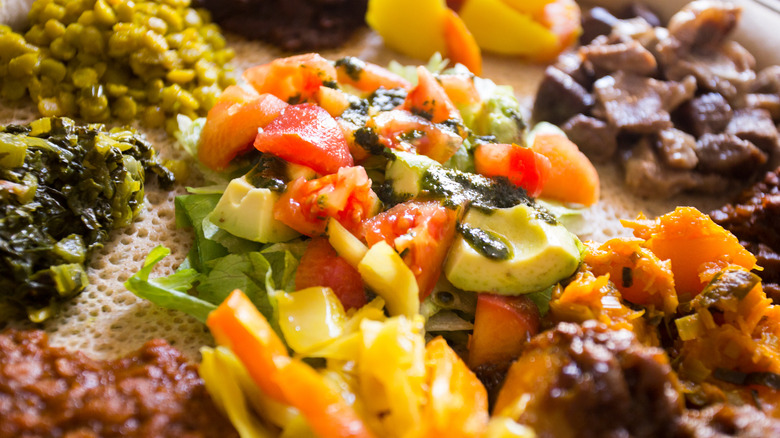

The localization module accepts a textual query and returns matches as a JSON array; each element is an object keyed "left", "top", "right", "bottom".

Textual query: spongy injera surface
[{"left": 0, "top": 30, "right": 727, "bottom": 361}]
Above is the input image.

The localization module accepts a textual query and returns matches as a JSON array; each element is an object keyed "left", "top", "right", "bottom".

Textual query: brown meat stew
[
  {"left": 0, "top": 329, "right": 238, "bottom": 438},
  {"left": 533, "top": 0, "right": 780, "bottom": 198}
]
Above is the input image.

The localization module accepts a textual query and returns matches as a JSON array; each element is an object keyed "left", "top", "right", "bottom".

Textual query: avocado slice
[
  {"left": 209, "top": 176, "right": 299, "bottom": 243},
  {"left": 385, "top": 150, "right": 439, "bottom": 200},
  {"left": 444, "top": 203, "right": 583, "bottom": 294}
]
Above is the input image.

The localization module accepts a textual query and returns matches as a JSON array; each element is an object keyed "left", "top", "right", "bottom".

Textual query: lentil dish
[{"left": 0, "top": 329, "right": 237, "bottom": 438}]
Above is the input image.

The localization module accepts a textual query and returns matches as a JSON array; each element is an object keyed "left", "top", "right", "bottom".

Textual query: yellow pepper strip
[{"left": 207, "top": 289, "right": 376, "bottom": 438}]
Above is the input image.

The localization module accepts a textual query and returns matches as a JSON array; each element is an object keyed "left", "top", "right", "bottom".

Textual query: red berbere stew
[{"left": 0, "top": 329, "right": 238, "bottom": 438}]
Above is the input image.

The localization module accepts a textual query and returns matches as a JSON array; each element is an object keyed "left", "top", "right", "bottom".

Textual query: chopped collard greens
[{"left": 0, "top": 117, "right": 174, "bottom": 322}]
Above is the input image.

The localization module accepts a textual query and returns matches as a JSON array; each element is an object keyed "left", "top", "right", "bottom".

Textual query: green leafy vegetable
[
  {"left": 0, "top": 117, "right": 174, "bottom": 322},
  {"left": 124, "top": 246, "right": 213, "bottom": 323}
]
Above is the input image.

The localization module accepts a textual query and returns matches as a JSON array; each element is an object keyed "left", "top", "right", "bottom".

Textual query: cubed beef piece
[
  {"left": 752, "top": 65, "right": 780, "bottom": 93},
  {"left": 695, "top": 133, "right": 767, "bottom": 177},
  {"left": 656, "top": 128, "right": 698, "bottom": 169},
  {"left": 659, "top": 40, "right": 756, "bottom": 100},
  {"left": 554, "top": 52, "right": 595, "bottom": 89},
  {"left": 580, "top": 7, "right": 620, "bottom": 45},
  {"left": 580, "top": 39, "right": 657, "bottom": 76},
  {"left": 725, "top": 108, "right": 779, "bottom": 152},
  {"left": 619, "top": 3, "right": 662, "bottom": 27},
  {"left": 622, "top": 138, "right": 729, "bottom": 198},
  {"left": 594, "top": 72, "right": 695, "bottom": 133},
  {"left": 532, "top": 66, "right": 594, "bottom": 125},
  {"left": 742, "top": 94, "right": 780, "bottom": 121},
  {"left": 667, "top": 0, "right": 741, "bottom": 54},
  {"left": 561, "top": 114, "right": 618, "bottom": 162},
  {"left": 676, "top": 404, "right": 780, "bottom": 438},
  {"left": 677, "top": 92, "right": 733, "bottom": 136}
]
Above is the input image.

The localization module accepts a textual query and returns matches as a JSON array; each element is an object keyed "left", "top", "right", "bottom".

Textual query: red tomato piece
[
  {"left": 243, "top": 53, "right": 337, "bottom": 103},
  {"left": 335, "top": 57, "right": 412, "bottom": 93},
  {"left": 274, "top": 166, "right": 379, "bottom": 237},
  {"left": 468, "top": 293, "right": 541, "bottom": 369},
  {"left": 295, "top": 238, "right": 367, "bottom": 310},
  {"left": 254, "top": 103, "right": 353, "bottom": 175},
  {"left": 363, "top": 200, "right": 457, "bottom": 300},
  {"left": 198, "top": 86, "right": 287, "bottom": 171},
  {"left": 368, "top": 109, "right": 462, "bottom": 163},
  {"left": 473, "top": 143, "right": 551, "bottom": 197},
  {"left": 404, "top": 66, "right": 463, "bottom": 124}
]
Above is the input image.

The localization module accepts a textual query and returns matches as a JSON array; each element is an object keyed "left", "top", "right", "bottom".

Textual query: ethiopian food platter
[{"left": 3, "top": 0, "right": 780, "bottom": 436}]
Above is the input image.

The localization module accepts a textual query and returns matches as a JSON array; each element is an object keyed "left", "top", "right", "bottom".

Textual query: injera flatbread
[{"left": 0, "top": 2, "right": 764, "bottom": 360}]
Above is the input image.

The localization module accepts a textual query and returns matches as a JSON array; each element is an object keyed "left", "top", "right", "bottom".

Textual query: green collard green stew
[{"left": 0, "top": 117, "right": 174, "bottom": 322}]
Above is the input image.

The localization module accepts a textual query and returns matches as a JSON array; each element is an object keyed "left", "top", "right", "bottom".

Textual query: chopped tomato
[
  {"left": 404, "top": 66, "right": 463, "bottom": 124},
  {"left": 368, "top": 109, "right": 462, "bottom": 163},
  {"left": 243, "top": 53, "right": 337, "bottom": 103},
  {"left": 468, "top": 293, "right": 541, "bottom": 369},
  {"left": 363, "top": 200, "right": 457, "bottom": 300},
  {"left": 335, "top": 57, "right": 412, "bottom": 93},
  {"left": 198, "top": 86, "right": 287, "bottom": 170},
  {"left": 274, "top": 166, "right": 379, "bottom": 237},
  {"left": 530, "top": 132, "right": 599, "bottom": 205},
  {"left": 474, "top": 143, "right": 551, "bottom": 197},
  {"left": 296, "top": 237, "right": 367, "bottom": 310},
  {"left": 254, "top": 103, "right": 353, "bottom": 175},
  {"left": 438, "top": 74, "right": 482, "bottom": 115}
]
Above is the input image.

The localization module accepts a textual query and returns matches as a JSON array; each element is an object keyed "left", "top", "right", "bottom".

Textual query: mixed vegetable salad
[
  {"left": 125, "top": 54, "right": 780, "bottom": 436},
  {"left": 125, "top": 52, "right": 601, "bottom": 436}
]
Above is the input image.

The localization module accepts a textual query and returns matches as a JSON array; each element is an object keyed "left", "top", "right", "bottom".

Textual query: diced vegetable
[
  {"left": 468, "top": 294, "right": 541, "bottom": 369},
  {"left": 357, "top": 241, "right": 420, "bottom": 317},
  {"left": 404, "top": 67, "right": 463, "bottom": 124},
  {"left": 529, "top": 131, "right": 599, "bottom": 206},
  {"left": 474, "top": 142, "right": 551, "bottom": 197},
  {"left": 623, "top": 207, "right": 758, "bottom": 301},
  {"left": 363, "top": 200, "right": 458, "bottom": 299},
  {"left": 421, "top": 337, "right": 489, "bottom": 436},
  {"left": 273, "top": 166, "right": 379, "bottom": 237},
  {"left": 334, "top": 57, "right": 413, "bottom": 93},
  {"left": 366, "top": 0, "right": 448, "bottom": 60},
  {"left": 277, "top": 286, "right": 348, "bottom": 353},
  {"left": 295, "top": 238, "right": 367, "bottom": 310},
  {"left": 326, "top": 218, "right": 370, "bottom": 268},
  {"left": 198, "top": 86, "right": 287, "bottom": 170},
  {"left": 243, "top": 53, "right": 337, "bottom": 103},
  {"left": 443, "top": 8, "right": 483, "bottom": 75},
  {"left": 254, "top": 103, "right": 353, "bottom": 175}
]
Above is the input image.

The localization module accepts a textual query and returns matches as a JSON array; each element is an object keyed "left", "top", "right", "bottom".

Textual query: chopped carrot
[
  {"left": 207, "top": 290, "right": 376, "bottom": 438},
  {"left": 530, "top": 132, "right": 600, "bottom": 206},
  {"left": 205, "top": 289, "right": 289, "bottom": 402},
  {"left": 443, "top": 8, "right": 483, "bottom": 75},
  {"left": 275, "top": 358, "right": 377, "bottom": 438}
]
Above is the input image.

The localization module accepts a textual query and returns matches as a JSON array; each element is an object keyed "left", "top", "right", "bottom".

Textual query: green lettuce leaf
[{"left": 124, "top": 246, "right": 214, "bottom": 323}]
